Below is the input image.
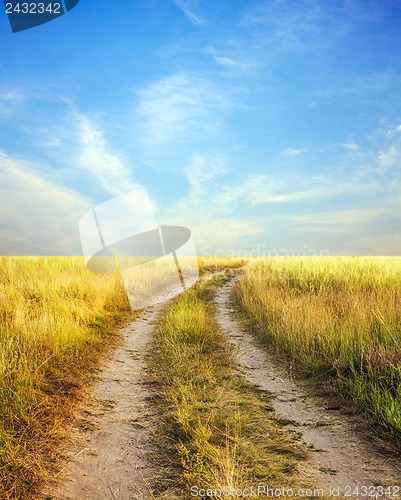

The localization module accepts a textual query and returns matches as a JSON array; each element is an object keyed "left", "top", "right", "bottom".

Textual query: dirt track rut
[
  {"left": 48, "top": 307, "right": 159, "bottom": 500},
  {"left": 215, "top": 279, "right": 401, "bottom": 495}
]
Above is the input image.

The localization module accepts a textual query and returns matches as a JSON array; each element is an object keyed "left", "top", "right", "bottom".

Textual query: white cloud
[
  {"left": 186, "top": 153, "right": 228, "bottom": 196},
  {"left": 386, "top": 124, "right": 401, "bottom": 135},
  {"left": 0, "top": 150, "right": 90, "bottom": 255},
  {"left": 0, "top": 89, "right": 26, "bottom": 119},
  {"left": 242, "top": 0, "right": 352, "bottom": 54},
  {"left": 214, "top": 56, "right": 246, "bottom": 69},
  {"left": 213, "top": 173, "right": 379, "bottom": 209},
  {"left": 157, "top": 154, "right": 262, "bottom": 249},
  {"left": 377, "top": 145, "right": 400, "bottom": 170},
  {"left": 208, "top": 48, "right": 254, "bottom": 72},
  {"left": 288, "top": 209, "right": 382, "bottom": 234},
  {"left": 342, "top": 141, "right": 359, "bottom": 151},
  {"left": 38, "top": 137, "right": 62, "bottom": 148},
  {"left": 173, "top": 0, "right": 205, "bottom": 26},
  {"left": 340, "top": 233, "right": 401, "bottom": 256},
  {"left": 282, "top": 148, "right": 308, "bottom": 156},
  {"left": 75, "top": 114, "right": 141, "bottom": 196},
  {"left": 158, "top": 154, "right": 379, "bottom": 252},
  {"left": 137, "top": 72, "right": 228, "bottom": 147},
  {"left": 285, "top": 204, "right": 401, "bottom": 255},
  {"left": 12, "top": 103, "right": 141, "bottom": 196},
  {"left": 157, "top": 141, "right": 401, "bottom": 255},
  {"left": 214, "top": 175, "right": 279, "bottom": 209},
  {"left": 0, "top": 95, "right": 145, "bottom": 253},
  {"left": 0, "top": 90, "right": 25, "bottom": 102}
]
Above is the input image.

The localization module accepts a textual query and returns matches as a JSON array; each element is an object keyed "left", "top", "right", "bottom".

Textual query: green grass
[
  {"left": 148, "top": 272, "right": 312, "bottom": 498},
  {"left": 234, "top": 256, "right": 401, "bottom": 441},
  {"left": 0, "top": 257, "right": 132, "bottom": 499}
]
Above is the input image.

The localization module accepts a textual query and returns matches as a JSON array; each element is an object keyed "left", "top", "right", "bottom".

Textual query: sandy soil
[
  {"left": 47, "top": 307, "right": 160, "bottom": 500},
  {"left": 215, "top": 279, "right": 401, "bottom": 494}
]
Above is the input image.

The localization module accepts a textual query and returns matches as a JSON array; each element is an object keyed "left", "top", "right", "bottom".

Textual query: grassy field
[
  {"left": 0, "top": 257, "right": 131, "bottom": 500},
  {"left": 235, "top": 257, "right": 401, "bottom": 440},
  {"left": 149, "top": 269, "right": 311, "bottom": 498},
  {"left": 0, "top": 256, "right": 244, "bottom": 498},
  {"left": 3, "top": 255, "right": 400, "bottom": 497}
]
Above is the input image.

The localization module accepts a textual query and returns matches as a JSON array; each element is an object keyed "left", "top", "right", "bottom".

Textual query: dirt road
[
  {"left": 47, "top": 277, "right": 401, "bottom": 499},
  {"left": 215, "top": 279, "right": 401, "bottom": 494},
  {"left": 48, "top": 307, "right": 160, "bottom": 500}
]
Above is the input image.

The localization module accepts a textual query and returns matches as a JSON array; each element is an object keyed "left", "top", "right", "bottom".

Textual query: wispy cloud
[
  {"left": 282, "top": 148, "right": 308, "bottom": 157},
  {"left": 0, "top": 90, "right": 25, "bottom": 102},
  {"left": 137, "top": 72, "right": 229, "bottom": 147},
  {"left": 0, "top": 150, "right": 90, "bottom": 255},
  {"left": 286, "top": 202, "right": 401, "bottom": 255},
  {"left": 186, "top": 153, "right": 228, "bottom": 196},
  {"left": 157, "top": 126, "right": 401, "bottom": 254},
  {"left": 11, "top": 97, "right": 141, "bottom": 197},
  {"left": 206, "top": 47, "right": 255, "bottom": 73},
  {"left": 289, "top": 209, "right": 382, "bottom": 234},
  {"left": 214, "top": 55, "right": 248, "bottom": 70},
  {"left": 386, "top": 124, "right": 401, "bottom": 136},
  {"left": 377, "top": 145, "right": 400, "bottom": 170},
  {"left": 173, "top": 0, "right": 205, "bottom": 26},
  {"left": 75, "top": 114, "right": 141, "bottom": 196},
  {"left": 0, "top": 88, "right": 26, "bottom": 119},
  {"left": 343, "top": 122, "right": 401, "bottom": 177},
  {"left": 341, "top": 141, "right": 359, "bottom": 151},
  {"left": 242, "top": 0, "right": 351, "bottom": 53},
  {"left": 158, "top": 153, "right": 262, "bottom": 249},
  {"left": 313, "top": 70, "right": 401, "bottom": 109},
  {"left": 0, "top": 101, "right": 143, "bottom": 254},
  {"left": 211, "top": 172, "right": 382, "bottom": 209}
]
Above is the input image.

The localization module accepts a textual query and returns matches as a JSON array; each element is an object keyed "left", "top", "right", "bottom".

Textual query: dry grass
[
  {"left": 0, "top": 254, "right": 243, "bottom": 499},
  {"left": 149, "top": 271, "right": 311, "bottom": 498},
  {"left": 197, "top": 256, "right": 247, "bottom": 275},
  {"left": 0, "top": 257, "right": 132, "bottom": 499},
  {"left": 235, "top": 257, "right": 401, "bottom": 440}
]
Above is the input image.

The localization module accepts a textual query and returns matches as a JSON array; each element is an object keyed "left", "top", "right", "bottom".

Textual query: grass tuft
[{"left": 149, "top": 272, "right": 311, "bottom": 497}]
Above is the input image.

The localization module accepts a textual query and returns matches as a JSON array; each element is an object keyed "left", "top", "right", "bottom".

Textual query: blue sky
[{"left": 0, "top": 0, "right": 400, "bottom": 256}]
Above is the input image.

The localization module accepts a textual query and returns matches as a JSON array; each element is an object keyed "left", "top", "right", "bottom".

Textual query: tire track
[
  {"left": 215, "top": 279, "right": 401, "bottom": 494},
  {"left": 48, "top": 307, "right": 160, "bottom": 500}
]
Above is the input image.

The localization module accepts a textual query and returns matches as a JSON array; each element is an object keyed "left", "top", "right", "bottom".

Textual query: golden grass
[
  {"left": 197, "top": 256, "right": 247, "bottom": 274},
  {"left": 0, "top": 255, "right": 248, "bottom": 498},
  {"left": 149, "top": 272, "right": 311, "bottom": 498},
  {"left": 235, "top": 257, "right": 401, "bottom": 440},
  {"left": 0, "top": 257, "right": 131, "bottom": 499}
]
